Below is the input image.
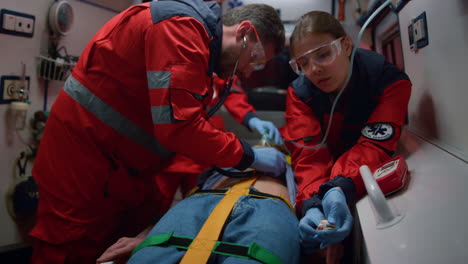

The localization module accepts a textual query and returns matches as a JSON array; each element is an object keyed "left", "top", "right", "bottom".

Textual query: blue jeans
[{"left": 128, "top": 188, "right": 300, "bottom": 264}]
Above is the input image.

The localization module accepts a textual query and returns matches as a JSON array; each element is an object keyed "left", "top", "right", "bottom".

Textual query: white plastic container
[{"left": 10, "top": 101, "right": 30, "bottom": 130}]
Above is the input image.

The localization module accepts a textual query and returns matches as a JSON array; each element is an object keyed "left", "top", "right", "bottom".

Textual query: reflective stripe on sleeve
[
  {"left": 147, "top": 71, "right": 175, "bottom": 124},
  {"left": 147, "top": 71, "right": 171, "bottom": 89},
  {"left": 64, "top": 76, "right": 172, "bottom": 158},
  {"left": 151, "top": 105, "right": 173, "bottom": 124}
]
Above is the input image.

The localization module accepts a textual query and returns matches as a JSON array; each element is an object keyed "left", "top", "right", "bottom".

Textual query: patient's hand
[{"left": 96, "top": 236, "right": 144, "bottom": 264}]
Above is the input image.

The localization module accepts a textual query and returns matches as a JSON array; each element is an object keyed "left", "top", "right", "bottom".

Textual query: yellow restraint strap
[{"left": 179, "top": 176, "right": 258, "bottom": 264}]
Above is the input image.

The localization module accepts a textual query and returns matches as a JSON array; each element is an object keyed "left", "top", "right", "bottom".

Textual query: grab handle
[{"left": 360, "top": 165, "right": 404, "bottom": 229}]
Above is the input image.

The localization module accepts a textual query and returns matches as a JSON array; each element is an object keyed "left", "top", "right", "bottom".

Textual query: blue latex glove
[
  {"left": 299, "top": 188, "right": 353, "bottom": 250},
  {"left": 318, "top": 188, "right": 353, "bottom": 248},
  {"left": 248, "top": 117, "right": 283, "bottom": 145},
  {"left": 298, "top": 207, "right": 324, "bottom": 252},
  {"left": 250, "top": 147, "right": 286, "bottom": 177}
]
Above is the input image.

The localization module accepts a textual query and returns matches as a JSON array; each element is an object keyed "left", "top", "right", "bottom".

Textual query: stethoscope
[
  {"left": 207, "top": 35, "right": 247, "bottom": 119},
  {"left": 207, "top": 36, "right": 254, "bottom": 178}
]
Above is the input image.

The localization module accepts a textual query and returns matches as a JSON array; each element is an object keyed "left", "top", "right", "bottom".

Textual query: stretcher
[{"left": 132, "top": 169, "right": 296, "bottom": 264}]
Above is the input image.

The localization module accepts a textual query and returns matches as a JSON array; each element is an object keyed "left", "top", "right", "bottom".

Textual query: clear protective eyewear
[
  {"left": 289, "top": 37, "right": 344, "bottom": 75},
  {"left": 248, "top": 26, "right": 267, "bottom": 71}
]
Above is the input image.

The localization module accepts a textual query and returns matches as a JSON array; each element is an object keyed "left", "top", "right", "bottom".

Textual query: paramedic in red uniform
[
  {"left": 282, "top": 11, "right": 412, "bottom": 251},
  {"left": 29, "top": 1, "right": 286, "bottom": 263},
  {"left": 154, "top": 74, "right": 283, "bottom": 213}
]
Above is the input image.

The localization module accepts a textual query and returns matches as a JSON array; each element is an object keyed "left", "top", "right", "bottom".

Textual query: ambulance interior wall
[
  {"left": 358, "top": 2, "right": 468, "bottom": 261},
  {"left": 397, "top": 0, "right": 468, "bottom": 162},
  {"left": 0, "top": 0, "right": 140, "bottom": 248}
]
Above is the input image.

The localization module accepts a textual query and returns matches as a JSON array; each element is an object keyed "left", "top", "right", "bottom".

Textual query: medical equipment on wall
[
  {"left": 9, "top": 62, "right": 31, "bottom": 132},
  {"left": 7, "top": 62, "right": 48, "bottom": 145},
  {"left": 48, "top": 0, "right": 74, "bottom": 36},
  {"left": 370, "top": 155, "right": 409, "bottom": 196},
  {"left": 37, "top": 0, "right": 77, "bottom": 81},
  {"left": 31, "top": 110, "right": 48, "bottom": 143},
  {"left": 5, "top": 67, "right": 39, "bottom": 219},
  {"left": 10, "top": 101, "right": 30, "bottom": 131},
  {"left": 5, "top": 149, "right": 39, "bottom": 225}
]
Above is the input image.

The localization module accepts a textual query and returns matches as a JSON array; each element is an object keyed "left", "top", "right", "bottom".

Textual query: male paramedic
[{"left": 29, "top": 1, "right": 286, "bottom": 263}]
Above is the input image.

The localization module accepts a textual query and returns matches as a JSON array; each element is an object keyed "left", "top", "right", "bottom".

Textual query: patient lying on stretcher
[{"left": 97, "top": 168, "right": 300, "bottom": 264}]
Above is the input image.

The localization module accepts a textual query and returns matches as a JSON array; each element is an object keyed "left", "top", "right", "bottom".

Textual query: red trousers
[
  {"left": 30, "top": 238, "right": 107, "bottom": 264},
  {"left": 30, "top": 186, "right": 163, "bottom": 264}
]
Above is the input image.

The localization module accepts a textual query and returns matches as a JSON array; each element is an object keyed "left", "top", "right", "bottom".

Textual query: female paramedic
[
  {"left": 282, "top": 11, "right": 412, "bottom": 251},
  {"left": 29, "top": 2, "right": 287, "bottom": 263}
]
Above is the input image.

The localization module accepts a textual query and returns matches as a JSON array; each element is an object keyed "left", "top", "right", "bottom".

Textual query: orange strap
[{"left": 179, "top": 176, "right": 257, "bottom": 264}]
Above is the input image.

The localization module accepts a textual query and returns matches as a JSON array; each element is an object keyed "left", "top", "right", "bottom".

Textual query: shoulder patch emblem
[{"left": 361, "top": 123, "right": 394, "bottom": 141}]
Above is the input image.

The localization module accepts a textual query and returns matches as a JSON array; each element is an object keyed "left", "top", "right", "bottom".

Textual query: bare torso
[{"left": 210, "top": 174, "right": 291, "bottom": 204}]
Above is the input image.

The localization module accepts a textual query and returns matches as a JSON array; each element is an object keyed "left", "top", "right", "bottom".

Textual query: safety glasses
[
  {"left": 289, "top": 37, "right": 344, "bottom": 75},
  {"left": 248, "top": 26, "right": 266, "bottom": 71}
]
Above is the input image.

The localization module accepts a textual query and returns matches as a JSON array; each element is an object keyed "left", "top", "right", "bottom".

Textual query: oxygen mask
[{"left": 256, "top": 130, "right": 291, "bottom": 164}]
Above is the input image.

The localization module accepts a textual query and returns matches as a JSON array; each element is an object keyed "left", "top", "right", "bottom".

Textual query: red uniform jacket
[
  {"left": 216, "top": 75, "right": 257, "bottom": 126},
  {"left": 163, "top": 75, "right": 257, "bottom": 172},
  {"left": 31, "top": 1, "right": 253, "bottom": 246},
  {"left": 282, "top": 49, "right": 412, "bottom": 214},
  {"left": 157, "top": 75, "right": 258, "bottom": 207}
]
